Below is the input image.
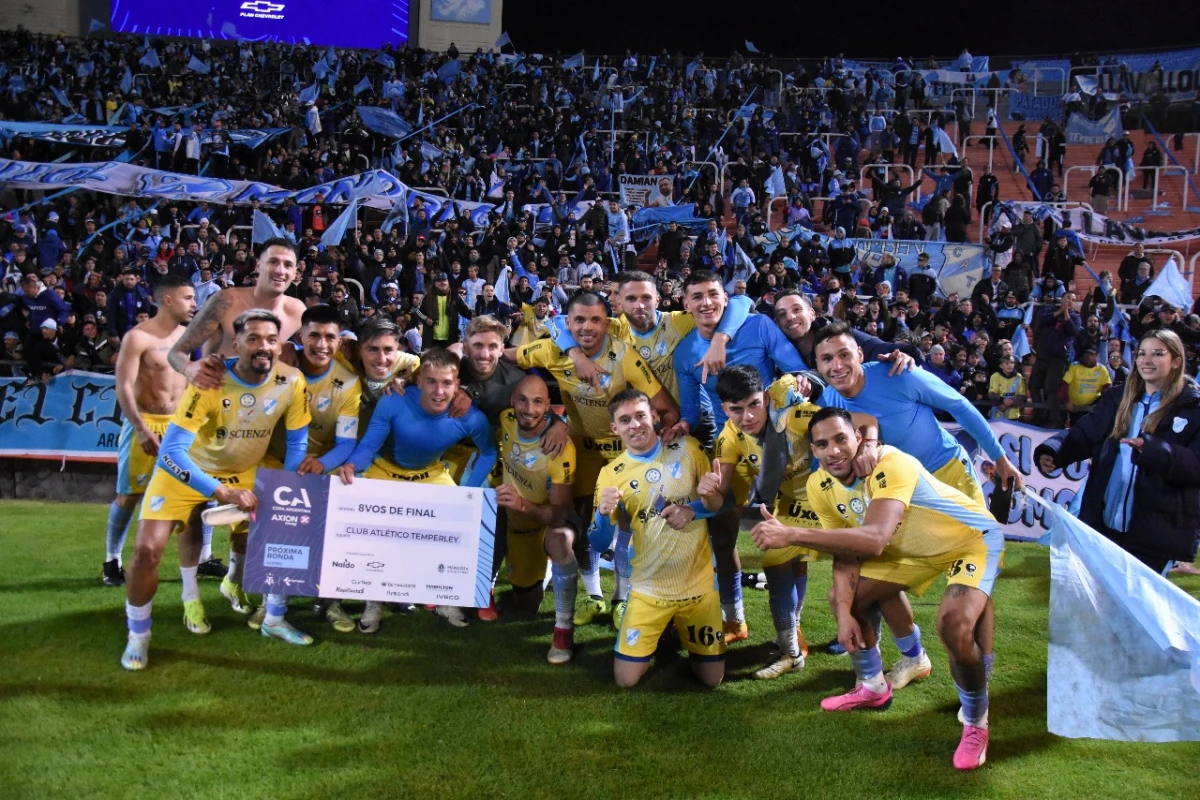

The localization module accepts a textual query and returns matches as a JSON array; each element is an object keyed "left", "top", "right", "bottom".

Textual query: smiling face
[
  {"left": 809, "top": 414, "right": 861, "bottom": 483},
  {"left": 417, "top": 364, "right": 459, "bottom": 415},
  {"left": 1135, "top": 336, "right": 1182, "bottom": 391},
  {"left": 466, "top": 329, "right": 504, "bottom": 380},
  {"left": 566, "top": 300, "right": 610, "bottom": 356},
  {"left": 684, "top": 279, "right": 727, "bottom": 331},
  {"left": 301, "top": 321, "right": 341, "bottom": 370},
  {"left": 235, "top": 319, "right": 281, "bottom": 378},
  {"left": 814, "top": 333, "right": 866, "bottom": 397},
  {"left": 358, "top": 334, "right": 400, "bottom": 381},
  {"left": 257, "top": 244, "right": 298, "bottom": 297},
  {"left": 511, "top": 376, "right": 551, "bottom": 435},
  {"left": 609, "top": 396, "right": 658, "bottom": 455}
]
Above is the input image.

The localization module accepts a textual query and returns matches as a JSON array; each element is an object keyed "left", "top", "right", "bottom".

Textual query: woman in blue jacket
[{"left": 1035, "top": 330, "right": 1200, "bottom": 573}]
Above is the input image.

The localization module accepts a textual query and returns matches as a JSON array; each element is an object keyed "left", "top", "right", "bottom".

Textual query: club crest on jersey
[
  {"left": 317, "top": 396, "right": 332, "bottom": 412},
  {"left": 625, "top": 628, "right": 640, "bottom": 646},
  {"left": 836, "top": 503, "right": 848, "bottom": 516},
  {"left": 639, "top": 346, "right": 652, "bottom": 360},
  {"left": 849, "top": 498, "right": 865, "bottom": 515},
  {"left": 149, "top": 496, "right": 165, "bottom": 512},
  {"left": 597, "top": 372, "right": 612, "bottom": 389},
  {"left": 263, "top": 398, "right": 278, "bottom": 416},
  {"left": 655, "top": 340, "right": 668, "bottom": 357},
  {"left": 668, "top": 461, "right": 683, "bottom": 479},
  {"left": 523, "top": 452, "right": 538, "bottom": 469},
  {"left": 646, "top": 468, "right": 662, "bottom": 484},
  {"left": 239, "top": 393, "right": 255, "bottom": 408}
]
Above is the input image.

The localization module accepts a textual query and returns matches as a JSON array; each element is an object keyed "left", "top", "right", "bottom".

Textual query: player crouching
[
  {"left": 588, "top": 389, "right": 730, "bottom": 688},
  {"left": 122, "top": 311, "right": 314, "bottom": 670}
]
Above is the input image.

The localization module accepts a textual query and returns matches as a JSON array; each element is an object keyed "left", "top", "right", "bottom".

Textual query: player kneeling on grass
[
  {"left": 588, "top": 389, "right": 730, "bottom": 689},
  {"left": 751, "top": 407, "right": 1004, "bottom": 771},
  {"left": 122, "top": 310, "right": 314, "bottom": 671}
]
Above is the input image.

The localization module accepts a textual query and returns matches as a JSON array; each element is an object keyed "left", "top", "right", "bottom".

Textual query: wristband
[{"left": 688, "top": 500, "right": 719, "bottom": 520}]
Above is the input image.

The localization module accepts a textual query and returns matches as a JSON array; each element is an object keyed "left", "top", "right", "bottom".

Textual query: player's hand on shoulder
[
  {"left": 569, "top": 347, "right": 606, "bottom": 391},
  {"left": 879, "top": 349, "right": 916, "bottom": 375},
  {"left": 447, "top": 388, "right": 472, "bottom": 418},
  {"left": 185, "top": 354, "right": 226, "bottom": 390},
  {"left": 540, "top": 417, "right": 569, "bottom": 457},
  {"left": 277, "top": 343, "right": 299, "bottom": 367}
]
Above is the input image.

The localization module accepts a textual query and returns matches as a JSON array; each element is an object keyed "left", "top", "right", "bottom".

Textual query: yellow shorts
[
  {"left": 363, "top": 457, "right": 456, "bottom": 486},
  {"left": 115, "top": 413, "right": 173, "bottom": 496},
  {"left": 573, "top": 435, "right": 624, "bottom": 498},
  {"left": 615, "top": 590, "right": 726, "bottom": 662},
  {"left": 506, "top": 524, "right": 548, "bottom": 588},
  {"left": 142, "top": 465, "right": 255, "bottom": 534},
  {"left": 444, "top": 442, "right": 476, "bottom": 483},
  {"left": 933, "top": 455, "right": 986, "bottom": 507},
  {"left": 763, "top": 497, "right": 823, "bottom": 568},
  {"left": 861, "top": 529, "right": 1005, "bottom": 597}
]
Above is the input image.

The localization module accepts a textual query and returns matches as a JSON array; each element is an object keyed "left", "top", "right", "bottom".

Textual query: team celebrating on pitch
[{"left": 109, "top": 238, "right": 1025, "bottom": 771}]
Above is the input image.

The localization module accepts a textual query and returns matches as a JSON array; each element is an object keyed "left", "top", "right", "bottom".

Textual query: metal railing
[
  {"left": 1137, "top": 165, "right": 1190, "bottom": 213},
  {"left": 858, "top": 164, "right": 918, "bottom": 205},
  {"left": 1064, "top": 165, "right": 1127, "bottom": 212},
  {"left": 976, "top": 200, "right": 1095, "bottom": 243},
  {"left": 963, "top": 135, "right": 998, "bottom": 173}
]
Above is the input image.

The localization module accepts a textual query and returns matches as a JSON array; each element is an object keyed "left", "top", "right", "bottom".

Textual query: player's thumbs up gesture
[
  {"left": 697, "top": 461, "right": 724, "bottom": 500},
  {"left": 597, "top": 486, "right": 623, "bottom": 516},
  {"left": 750, "top": 505, "right": 792, "bottom": 551}
]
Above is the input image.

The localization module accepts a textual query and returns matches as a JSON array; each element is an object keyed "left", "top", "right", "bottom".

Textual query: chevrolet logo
[{"left": 241, "top": 1, "right": 284, "bottom": 12}]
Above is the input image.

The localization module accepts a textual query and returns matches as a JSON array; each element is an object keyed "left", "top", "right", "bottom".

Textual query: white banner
[{"left": 618, "top": 174, "right": 675, "bottom": 208}]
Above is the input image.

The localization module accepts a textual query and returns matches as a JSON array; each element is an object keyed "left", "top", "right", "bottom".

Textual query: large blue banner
[
  {"left": 0, "top": 122, "right": 288, "bottom": 150},
  {"left": 1066, "top": 109, "right": 1123, "bottom": 145},
  {"left": 1009, "top": 92, "right": 1064, "bottom": 122},
  {"left": 0, "top": 371, "right": 122, "bottom": 460},
  {"left": 355, "top": 106, "right": 413, "bottom": 139}
]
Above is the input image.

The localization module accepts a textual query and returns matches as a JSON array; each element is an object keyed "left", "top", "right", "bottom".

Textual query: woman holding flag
[{"left": 1035, "top": 329, "right": 1200, "bottom": 574}]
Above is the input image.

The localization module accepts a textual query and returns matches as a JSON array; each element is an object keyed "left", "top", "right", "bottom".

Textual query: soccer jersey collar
[
  {"left": 629, "top": 311, "right": 663, "bottom": 339},
  {"left": 223, "top": 357, "right": 273, "bottom": 389},
  {"left": 627, "top": 438, "right": 662, "bottom": 463}
]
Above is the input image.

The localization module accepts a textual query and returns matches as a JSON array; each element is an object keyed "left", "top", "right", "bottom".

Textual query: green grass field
[{"left": 3, "top": 499, "right": 1199, "bottom": 799}]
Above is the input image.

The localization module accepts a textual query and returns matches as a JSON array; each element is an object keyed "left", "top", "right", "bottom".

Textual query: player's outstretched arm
[{"left": 751, "top": 499, "right": 903, "bottom": 558}]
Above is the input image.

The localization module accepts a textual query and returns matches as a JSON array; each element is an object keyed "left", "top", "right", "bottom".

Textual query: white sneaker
[
  {"left": 886, "top": 650, "right": 933, "bottom": 689},
  {"left": 358, "top": 601, "right": 383, "bottom": 634},
  {"left": 754, "top": 653, "right": 805, "bottom": 680},
  {"left": 435, "top": 605, "right": 469, "bottom": 628}
]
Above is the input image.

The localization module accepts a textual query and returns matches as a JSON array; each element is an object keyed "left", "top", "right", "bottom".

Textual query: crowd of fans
[{"left": 1, "top": 29, "right": 1198, "bottom": 422}]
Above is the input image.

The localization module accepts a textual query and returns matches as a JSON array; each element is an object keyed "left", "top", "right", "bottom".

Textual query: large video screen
[{"left": 110, "top": 0, "right": 409, "bottom": 50}]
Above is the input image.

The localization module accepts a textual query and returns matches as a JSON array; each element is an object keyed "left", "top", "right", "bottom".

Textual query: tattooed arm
[{"left": 168, "top": 290, "right": 232, "bottom": 389}]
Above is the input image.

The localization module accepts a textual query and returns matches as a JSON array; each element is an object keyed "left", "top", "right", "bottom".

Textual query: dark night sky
[{"left": 502, "top": 0, "right": 1200, "bottom": 61}]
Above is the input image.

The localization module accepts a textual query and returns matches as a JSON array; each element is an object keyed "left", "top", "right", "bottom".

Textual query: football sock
[
  {"left": 551, "top": 560, "right": 578, "bottom": 630},
  {"left": 105, "top": 503, "right": 135, "bottom": 563},
  {"left": 893, "top": 624, "right": 925, "bottom": 659},
  {"left": 199, "top": 503, "right": 215, "bottom": 562},
  {"left": 126, "top": 600, "right": 152, "bottom": 637},
  {"left": 613, "top": 527, "right": 632, "bottom": 603},
  {"left": 850, "top": 645, "right": 887, "bottom": 693},
  {"left": 956, "top": 681, "right": 990, "bottom": 727},
  {"left": 179, "top": 566, "right": 200, "bottom": 602},
  {"left": 764, "top": 564, "right": 799, "bottom": 657},
  {"left": 718, "top": 572, "right": 745, "bottom": 624},
  {"left": 579, "top": 545, "right": 602, "bottom": 598},
  {"left": 227, "top": 551, "right": 244, "bottom": 585},
  {"left": 793, "top": 570, "right": 808, "bottom": 618},
  {"left": 264, "top": 593, "right": 288, "bottom": 627},
  {"left": 983, "top": 652, "right": 995, "bottom": 682}
]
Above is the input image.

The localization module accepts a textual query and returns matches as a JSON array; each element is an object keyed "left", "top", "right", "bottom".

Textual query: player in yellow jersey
[
  {"left": 493, "top": 375, "right": 580, "bottom": 663},
  {"left": 508, "top": 292, "right": 679, "bottom": 626},
  {"left": 589, "top": 389, "right": 729, "bottom": 688},
  {"left": 751, "top": 407, "right": 1003, "bottom": 771},
  {"left": 106, "top": 275, "right": 198, "bottom": 587},
  {"left": 260, "top": 304, "right": 363, "bottom": 633},
  {"left": 510, "top": 295, "right": 553, "bottom": 347},
  {"left": 987, "top": 355, "right": 1027, "bottom": 420},
  {"left": 121, "top": 310, "right": 313, "bottom": 671}
]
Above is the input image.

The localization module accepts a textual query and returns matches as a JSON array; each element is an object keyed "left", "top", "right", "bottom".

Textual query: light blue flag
[
  {"left": 593, "top": 60, "right": 600, "bottom": 82},
  {"left": 52, "top": 87, "right": 71, "bottom": 108},
  {"left": 745, "top": 41, "right": 760, "bottom": 54},
  {"left": 379, "top": 192, "right": 409, "bottom": 235},
  {"left": 495, "top": 31, "right": 511, "bottom": 48},
  {"left": 252, "top": 209, "right": 287, "bottom": 245},
  {"left": 8, "top": 75, "right": 26, "bottom": 93},
  {"left": 313, "top": 61, "right": 329, "bottom": 80},
  {"left": 88, "top": 19, "right": 105, "bottom": 35},
  {"left": 320, "top": 197, "right": 359, "bottom": 249},
  {"left": 76, "top": 61, "right": 94, "bottom": 78},
  {"left": 187, "top": 56, "right": 210, "bottom": 75},
  {"left": 375, "top": 53, "right": 395, "bottom": 70},
  {"left": 326, "top": 44, "right": 337, "bottom": 65},
  {"left": 933, "top": 123, "right": 959, "bottom": 160},
  {"left": 120, "top": 67, "right": 132, "bottom": 94},
  {"left": 416, "top": 102, "right": 423, "bottom": 128},
  {"left": 353, "top": 76, "right": 372, "bottom": 96},
  {"left": 1144, "top": 256, "right": 1194, "bottom": 311},
  {"left": 1037, "top": 494, "right": 1200, "bottom": 742},
  {"left": 563, "top": 52, "right": 584, "bottom": 70},
  {"left": 1012, "top": 321, "right": 1031, "bottom": 361},
  {"left": 139, "top": 49, "right": 161, "bottom": 69},
  {"left": 299, "top": 83, "right": 319, "bottom": 103},
  {"left": 220, "top": 22, "right": 239, "bottom": 37},
  {"left": 420, "top": 141, "right": 443, "bottom": 161},
  {"left": 437, "top": 59, "right": 461, "bottom": 84}
]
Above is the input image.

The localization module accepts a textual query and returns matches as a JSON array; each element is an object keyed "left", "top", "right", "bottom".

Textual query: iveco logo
[{"left": 241, "top": 1, "right": 284, "bottom": 11}]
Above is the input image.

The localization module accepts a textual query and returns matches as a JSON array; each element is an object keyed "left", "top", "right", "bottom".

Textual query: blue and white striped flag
[
  {"left": 1038, "top": 494, "right": 1200, "bottom": 742},
  {"left": 52, "top": 87, "right": 71, "bottom": 108}
]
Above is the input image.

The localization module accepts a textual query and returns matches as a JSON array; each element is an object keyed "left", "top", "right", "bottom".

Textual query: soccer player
[
  {"left": 511, "top": 295, "right": 553, "bottom": 347},
  {"left": 338, "top": 348, "right": 498, "bottom": 630},
  {"left": 105, "top": 275, "right": 198, "bottom": 586},
  {"left": 508, "top": 292, "right": 678, "bottom": 628},
  {"left": 260, "top": 304, "right": 363, "bottom": 633},
  {"left": 588, "top": 389, "right": 729, "bottom": 688},
  {"left": 121, "top": 310, "right": 312, "bottom": 671},
  {"left": 771, "top": 289, "right": 923, "bottom": 368},
  {"left": 670, "top": 270, "right": 807, "bottom": 643},
  {"left": 807, "top": 320, "right": 1021, "bottom": 686},
  {"left": 751, "top": 407, "right": 1003, "bottom": 770},
  {"left": 493, "top": 375, "right": 579, "bottom": 663},
  {"left": 166, "top": 238, "right": 308, "bottom": 568}
]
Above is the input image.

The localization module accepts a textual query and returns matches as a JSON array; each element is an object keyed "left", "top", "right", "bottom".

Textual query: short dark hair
[
  {"left": 807, "top": 406, "right": 856, "bottom": 441},
  {"left": 608, "top": 387, "right": 650, "bottom": 420},
  {"left": 565, "top": 291, "right": 606, "bottom": 317},
  {"left": 256, "top": 237, "right": 299, "bottom": 262},
  {"left": 618, "top": 270, "right": 656, "bottom": 286},
  {"left": 232, "top": 309, "right": 282, "bottom": 335},
  {"left": 357, "top": 316, "right": 401, "bottom": 346},
  {"left": 152, "top": 274, "right": 191, "bottom": 299},
  {"left": 715, "top": 365, "right": 764, "bottom": 404},
  {"left": 682, "top": 269, "right": 722, "bottom": 294},
  {"left": 812, "top": 319, "right": 854, "bottom": 352},
  {"left": 301, "top": 304, "right": 343, "bottom": 329}
]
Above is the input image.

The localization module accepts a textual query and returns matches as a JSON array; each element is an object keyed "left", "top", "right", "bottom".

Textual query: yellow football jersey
[
  {"left": 806, "top": 445, "right": 995, "bottom": 562},
  {"left": 517, "top": 335, "right": 662, "bottom": 441},
  {"left": 1063, "top": 363, "right": 1111, "bottom": 408},
  {"left": 611, "top": 311, "right": 696, "bottom": 402},
  {"left": 988, "top": 372, "right": 1026, "bottom": 420},
  {"left": 174, "top": 361, "right": 311, "bottom": 476},
  {"left": 594, "top": 436, "right": 716, "bottom": 601},
  {"left": 497, "top": 409, "right": 576, "bottom": 529},
  {"left": 511, "top": 304, "right": 552, "bottom": 348},
  {"left": 267, "top": 358, "right": 362, "bottom": 461}
]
